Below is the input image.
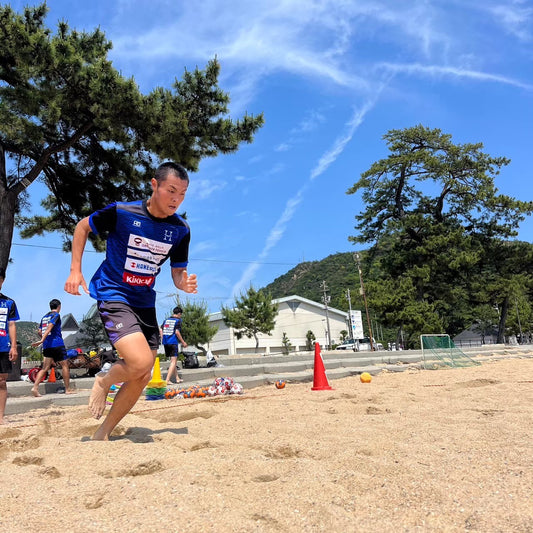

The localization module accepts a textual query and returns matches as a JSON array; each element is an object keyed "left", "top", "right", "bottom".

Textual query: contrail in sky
[{"left": 229, "top": 96, "right": 380, "bottom": 300}]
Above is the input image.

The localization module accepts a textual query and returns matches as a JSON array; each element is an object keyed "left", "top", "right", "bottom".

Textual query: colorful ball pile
[{"left": 165, "top": 377, "right": 244, "bottom": 400}]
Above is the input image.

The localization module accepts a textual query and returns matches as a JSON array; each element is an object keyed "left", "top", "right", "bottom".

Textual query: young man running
[
  {"left": 64, "top": 162, "right": 198, "bottom": 440},
  {"left": 31, "top": 299, "right": 74, "bottom": 396}
]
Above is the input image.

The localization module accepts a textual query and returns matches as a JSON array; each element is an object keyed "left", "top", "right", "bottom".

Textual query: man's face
[{"left": 151, "top": 174, "right": 188, "bottom": 218}]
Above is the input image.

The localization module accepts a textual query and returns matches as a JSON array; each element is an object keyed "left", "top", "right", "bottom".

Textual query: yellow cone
[{"left": 147, "top": 356, "right": 166, "bottom": 388}]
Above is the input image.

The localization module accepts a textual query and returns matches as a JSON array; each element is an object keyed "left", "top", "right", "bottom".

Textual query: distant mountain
[
  {"left": 262, "top": 252, "right": 362, "bottom": 313},
  {"left": 16, "top": 321, "right": 39, "bottom": 348}
]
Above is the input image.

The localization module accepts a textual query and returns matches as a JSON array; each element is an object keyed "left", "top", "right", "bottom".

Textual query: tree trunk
[
  {"left": 497, "top": 296, "right": 509, "bottom": 344},
  {"left": 0, "top": 190, "right": 17, "bottom": 272}
]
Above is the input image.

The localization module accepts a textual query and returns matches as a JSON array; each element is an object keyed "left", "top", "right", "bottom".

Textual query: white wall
[{"left": 207, "top": 296, "right": 349, "bottom": 355}]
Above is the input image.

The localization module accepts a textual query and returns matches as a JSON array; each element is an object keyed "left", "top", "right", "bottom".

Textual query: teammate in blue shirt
[
  {"left": 160, "top": 306, "right": 187, "bottom": 384},
  {"left": 0, "top": 267, "right": 20, "bottom": 424},
  {"left": 31, "top": 299, "right": 73, "bottom": 396},
  {"left": 64, "top": 162, "right": 198, "bottom": 440}
]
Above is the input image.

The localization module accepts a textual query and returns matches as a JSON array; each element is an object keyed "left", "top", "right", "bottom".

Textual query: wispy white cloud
[
  {"left": 489, "top": 1, "right": 533, "bottom": 42},
  {"left": 275, "top": 143, "right": 290, "bottom": 152},
  {"left": 376, "top": 62, "right": 533, "bottom": 91},
  {"left": 188, "top": 178, "right": 227, "bottom": 200}
]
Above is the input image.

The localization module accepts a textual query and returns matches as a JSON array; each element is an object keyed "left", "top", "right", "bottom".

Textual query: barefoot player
[{"left": 64, "top": 162, "right": 198, "bottom": 440}]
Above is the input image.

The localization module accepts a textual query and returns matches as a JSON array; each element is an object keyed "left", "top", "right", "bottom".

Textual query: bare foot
[
  {"left": 65, "top": 389, "right": 76, "bottom": 394},
  {"left": 88, "top": 376, "right": 110, "bottom": 420},
  {"left": 91, "top": 427, "right": 110, "bottom": 441},
  {"left": 31, "top": 388, "right": 41, "bottom": 397}
]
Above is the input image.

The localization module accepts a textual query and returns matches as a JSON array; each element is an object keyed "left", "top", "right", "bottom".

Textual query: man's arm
[
  {"left": 31, "top": 322, "right": 54, "bottom": 348},
  {"left": 171, "top": 267, "right": 198, "bottom": 294},
  {"left": 64, "top": 217, "right": 92, "bottom": 295},
  {"left": 8, "top": 321, "right": 17, "bottom": 361}
]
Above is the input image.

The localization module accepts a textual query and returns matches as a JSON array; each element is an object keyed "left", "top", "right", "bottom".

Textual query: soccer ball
[
  {"left": 275, "top": 380, "right": 286, "bottom": 389},
  {"left": 360, "top": 372, "right": 372, "bottom": 383},
  {"left": 230, "top": 383, "right": 244, "bottom": 395}
]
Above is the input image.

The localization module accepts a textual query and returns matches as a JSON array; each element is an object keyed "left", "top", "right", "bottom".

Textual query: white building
[{"left": 207, "top": 295, "right": 350, "bottom": 355}]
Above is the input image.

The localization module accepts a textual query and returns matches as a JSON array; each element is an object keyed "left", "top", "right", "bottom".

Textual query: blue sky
[{"left": 6, "top": 0, "right": 533, "bottom": 323}]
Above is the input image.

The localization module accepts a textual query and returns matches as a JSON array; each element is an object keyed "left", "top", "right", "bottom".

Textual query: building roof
[{"left": 209, "top": 294, "right": 348, "bottom": 320}]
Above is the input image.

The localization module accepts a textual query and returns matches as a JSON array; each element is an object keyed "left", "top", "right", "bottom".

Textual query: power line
[{"left": 11, "top": 242, "right": 299, "bottom": 266}]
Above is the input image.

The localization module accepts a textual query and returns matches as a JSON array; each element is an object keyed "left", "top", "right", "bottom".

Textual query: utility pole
[
  {"left": 321, "top": 281, "right": 332, "bottom": 350},
  {"left": 345, "top": 288, "right": 353, "bottom": 340},
  {"left": 354, "top": 253, "right": 374, "bottom": 351}
]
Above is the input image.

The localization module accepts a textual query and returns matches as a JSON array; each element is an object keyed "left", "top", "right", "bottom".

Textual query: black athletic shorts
[
  {"left": 97, "top": 301, "right": 160, "bottom": 350},
  {"left": 43, "top": 346, "right": 67, "bottom": 363},
  {"left": 163, "top": 344, "right": 180, "bottom": 358},
  {"left": 0, "top": 352, "right": 13, "bottom": 374}
]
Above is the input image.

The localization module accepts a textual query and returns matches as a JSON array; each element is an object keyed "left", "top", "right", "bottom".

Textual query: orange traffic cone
[
  {"left": 311, "top": 342, "right": 333, "bottom": 391},
  {"left": 47, "top": 367, "right": 57, "bottom": 383}
]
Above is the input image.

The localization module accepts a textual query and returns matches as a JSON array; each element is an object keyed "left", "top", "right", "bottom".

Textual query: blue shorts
[{"left": 97, "top": 301, "right": 160, "bottom": 350}]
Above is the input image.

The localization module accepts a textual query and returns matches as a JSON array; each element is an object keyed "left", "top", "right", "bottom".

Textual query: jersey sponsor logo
[
  {"left": 122, "top": 272, "right": 155, "bottom": 286},
  {"left": 0, "top": 330, "right": 6, "bottom": 336},
  {"left": 0, "top": 307, "right": 7, "bottom": 315},
  {"left": 128, "top": 233, "right": 173, "bottom": 255},
  {"left": 133, "top": 220, "right": 141, "bottom": 227},
  {"left": 128, "top": 247, "right": 166, "bottom": 264},
  {"left": 124, "top": 258, "right": 159, "bottom": 275}
]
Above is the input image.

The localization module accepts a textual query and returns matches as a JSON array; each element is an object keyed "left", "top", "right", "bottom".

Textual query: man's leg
[
  {"left": 59, "top": 360, "right": 74, "bottom": 393},
  {"left": 89, "top": 332, "right": 155, "bottom": 440},
  {"left": 31, "top": 358, "right": 53, "bottom": 397},
  {"left": 0, "top": 374, "right": 8, "bottom": 424},
  {"left": 165, "top": 356, "right": 177, "bottom": 383}
]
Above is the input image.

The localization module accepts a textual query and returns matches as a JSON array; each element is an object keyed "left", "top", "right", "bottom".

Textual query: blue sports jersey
[
  {"left": 0, "top": 293, "right": 20, "bottom": 352},
  {"left": 161, "top": 317, "right": 182, "bottom": 345},
  {"left": 40, "top": 311, "right": 65, "bottom": 349},
  {"left": 88, "top": 200, "right": 190, "bottom": 308}
]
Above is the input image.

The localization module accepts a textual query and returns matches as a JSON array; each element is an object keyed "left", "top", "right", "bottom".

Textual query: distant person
[
  {"left": 0, "top": 267, "right": 20, "bottom": 424},
  {"left": 64, "top": 161, "right": 198, "bottom": 441},
  {"left": 205, "top": 349, "right": 221, "bottom": 368},
  {"left": 31, "top": 299, "right": 74, "bottom": 396},
  {"left": 160, "top": 306, "right": 187, "bottom": 384}
]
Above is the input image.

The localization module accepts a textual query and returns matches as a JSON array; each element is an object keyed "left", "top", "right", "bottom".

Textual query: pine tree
[
  {"left": 0, "top": 4, "right": 263, "bottom": 268},
  {"left": 178, "top": 300, "right": 218, "bottom": 354},
  {"left": 221, "top": 287, "right": 279, "bottom": 351}
]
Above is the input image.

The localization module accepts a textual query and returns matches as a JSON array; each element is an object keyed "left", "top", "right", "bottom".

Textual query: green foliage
[
  {"left": 0, "top": 3, "right": 264, "bottom": 268},
  {"left": 15, "top": 321, "right": 39, "bottom": 353},
  {"left": 76, "top": 313, "right": 107, "bottom": 350},
  {"left": 264, "top": 252, "right": 361, "bottom": 312},
  {"left": 221, "top": 286, "right": 279, "bottom": 350},
  {"left": 281, "top": 332, "right": 292, "bottom": 355},
  {"left": 177, "top": 299, "right": 218, "bottom": 354},
  {"left": 346, "top": 125, "right": 533, "bottom": 347}
]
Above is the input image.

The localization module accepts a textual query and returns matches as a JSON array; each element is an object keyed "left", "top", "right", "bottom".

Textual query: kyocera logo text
[{"left": 123, "top": 273, "right": 154, "bottom": 286}]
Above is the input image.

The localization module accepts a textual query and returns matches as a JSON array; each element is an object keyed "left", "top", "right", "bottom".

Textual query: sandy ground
[{"left": 1, "top": 356, "right": 532, "bottom": 533}]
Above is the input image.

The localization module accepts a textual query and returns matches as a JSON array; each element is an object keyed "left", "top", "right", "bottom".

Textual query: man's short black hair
[
  {"left": 173, "top": 306, "right": 183, "bottom": 315},
  {"left": 49, "top": 299, "right": 61, "bottom": 310},
  {"left": 155, "top": 162, "right": 189, "bottom": 183}
]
